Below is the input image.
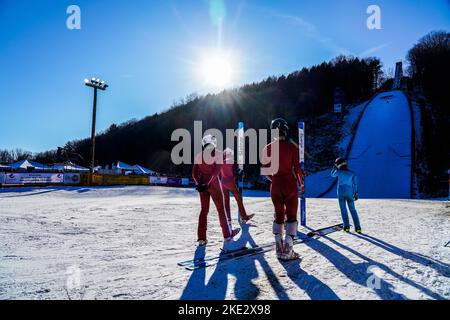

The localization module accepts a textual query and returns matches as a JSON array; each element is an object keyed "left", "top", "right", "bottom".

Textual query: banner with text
[
  {"left": 4, "top": 172, "right": 64, "bottom": 185},
  {"left": 149, "top": 177, "right": 168, "bottom": 185}
]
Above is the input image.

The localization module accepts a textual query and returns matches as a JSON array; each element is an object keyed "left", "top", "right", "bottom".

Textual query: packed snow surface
[
  {"left": 1, "top": 186, "right": 449, "bottom": 300},
  {"left": 323, "top": 90, "right": 412, "bottom": 198}
]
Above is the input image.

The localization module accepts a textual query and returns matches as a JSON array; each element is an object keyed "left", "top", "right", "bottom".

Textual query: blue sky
[{"left": 0, "top": 0, "right": 449, "bottom": 152}]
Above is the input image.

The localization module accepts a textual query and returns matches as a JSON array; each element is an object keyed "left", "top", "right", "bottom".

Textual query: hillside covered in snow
[{"left": 311, "top": 90, "right": 413, "bottom": 199}]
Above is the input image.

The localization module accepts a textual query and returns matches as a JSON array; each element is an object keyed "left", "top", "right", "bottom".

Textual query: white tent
[
  {"left": 132, "top": 165, "right": 156, "bottom": 175},
  {"left": 115, "top": 161, "right": 135, "bottom": 171},
  {"left": 115, "top": 161, "right": 156, "bottom": 175},
  {"left": 51, "top": 162, "right": 89, "bottom": 172},
  {"left": 8, "top": 160, "right": 51, "bottom": 171}
]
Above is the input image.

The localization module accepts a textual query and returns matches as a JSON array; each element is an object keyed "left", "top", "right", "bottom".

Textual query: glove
[
  {"left": 300, "top": 185, "right": 305, "bottom": 194},
  {"left": 196, "top": 184, "right": 208, "bottom": 193},
  {"left": 353, "top": 192, "right": 359, "bottom": 201}
]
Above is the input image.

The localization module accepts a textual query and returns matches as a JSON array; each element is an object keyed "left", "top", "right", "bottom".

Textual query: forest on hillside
[
  {"left": 29, "top": 56, "right": 382, "bottom": 178},
  {"left": 406, "top": 31, "right": 450, "bottom": 197}
]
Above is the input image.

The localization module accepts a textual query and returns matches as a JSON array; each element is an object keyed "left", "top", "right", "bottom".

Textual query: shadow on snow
[
  {"left": 181, "top": 224, "right": 447, "bottom": 300},
  {"left": 303, "top": 229, "right": 447, "bottom": 300},
  {"left": 180, "top": 223, "right": 339, "bottom": 300}
]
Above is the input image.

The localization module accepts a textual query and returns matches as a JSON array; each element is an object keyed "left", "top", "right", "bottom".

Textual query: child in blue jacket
[{"left": 331, "top": 158, "right": 362, "bottom": 233}]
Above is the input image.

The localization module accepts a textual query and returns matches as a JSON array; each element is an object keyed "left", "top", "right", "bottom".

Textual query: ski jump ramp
[{"left": 326, "top": 90, "right": 412, "bottom": 199}]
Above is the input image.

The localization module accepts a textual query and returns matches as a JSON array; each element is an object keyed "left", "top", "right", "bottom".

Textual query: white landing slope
[
  {"left": 1, "top": 186, "right": 449, "bottom": 300},
  {"left": 325, "top": 90, "right": 412, "bottom": 199}
]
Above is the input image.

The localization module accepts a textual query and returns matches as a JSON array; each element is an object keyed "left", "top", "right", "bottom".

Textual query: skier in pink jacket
[{"left": 221, "top": 148, "right": 254, "bottom": 224}]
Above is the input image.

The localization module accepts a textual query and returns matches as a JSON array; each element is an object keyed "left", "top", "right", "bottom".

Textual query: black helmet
[
  {"left": 271, "top": 118, "right": 289, "bottom": 136},
  {"left": 335, "top": 157, "right": 347, "bottom": 168}
]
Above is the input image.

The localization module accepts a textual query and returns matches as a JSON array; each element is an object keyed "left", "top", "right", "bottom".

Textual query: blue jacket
[{"left": 331, "top": 167, "right": 358, "bottom": 194}]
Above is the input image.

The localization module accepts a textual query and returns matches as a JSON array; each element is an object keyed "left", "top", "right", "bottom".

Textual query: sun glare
[{"left": 200, "top": 52, "right": 234, "bottom": 89}]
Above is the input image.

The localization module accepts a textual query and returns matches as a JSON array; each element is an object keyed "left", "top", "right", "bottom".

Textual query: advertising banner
[
  {"left": 298, "top": 122, "right": 305, "bottom": 167},
  {"left": 64, "top": 173, "right": 81, "bottom": 185},
  {"left": 0, "top": 172, "right": 5, "bottom": 185},
  {"left": 4, "top": 172, "right": 64, "bottom": 185},
  {"left": 298, "top": 122, "right": 306, "bottom": 227},
  {"left": 167, "top": 178, "right": 181, "bottom": 185},
  {"left": 149, "top": 176, "right": 168, "bottom": 185},
  {"left": 181, "top": 178, "right": 190, "bottom": 186},
  {"left": 238, "top": 121, "right": 245, "bottom": 193}
]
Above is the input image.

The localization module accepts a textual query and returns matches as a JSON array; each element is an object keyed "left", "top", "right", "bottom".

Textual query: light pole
[{"left": 84, "top": 78, "right": 109, "bottom": 182}]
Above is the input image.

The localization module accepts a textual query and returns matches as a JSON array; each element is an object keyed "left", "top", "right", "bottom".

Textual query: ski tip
[{"left": 306, "top": 231, "right": 319, "bottom": 237}]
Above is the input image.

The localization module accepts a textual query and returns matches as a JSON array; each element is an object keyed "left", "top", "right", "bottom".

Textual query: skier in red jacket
[
  {"left": 262, "top": 118, "right": 304, "bottom": 260},
  {"left": 192, "top": 135, "right": 241, "bottom": 250},
  {"left": 221, "top": 148, "right": 255, "bottom": 224}
]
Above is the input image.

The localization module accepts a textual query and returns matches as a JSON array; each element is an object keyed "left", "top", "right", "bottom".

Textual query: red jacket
[
  {"left": 192, "top": 148, "right": 223, "bottom": 185},
  {"left": 262, "top": 139, "right": 303, "bottom": 181},
  {"left": 220, "top": 162, "right": 238, "bottom": 188}
]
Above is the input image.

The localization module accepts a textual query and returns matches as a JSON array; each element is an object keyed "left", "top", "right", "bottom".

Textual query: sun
[{"left": 201, "top": 52, "right": 234, "bottom": 88}]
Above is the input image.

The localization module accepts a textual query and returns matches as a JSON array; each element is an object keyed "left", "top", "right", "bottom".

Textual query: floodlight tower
[{"left": 84, "top": 78, "right": 109, "bottom": 178}]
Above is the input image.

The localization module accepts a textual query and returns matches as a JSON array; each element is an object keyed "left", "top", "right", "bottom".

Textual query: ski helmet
[
  {"left": 223, "top": 148, "right": 234, "bottom": 162},
  {"left": 223, "top": 148, "right": 234, "bottom": 156},
  {"left": 271, "top": 118, "right": 289, "bottom": 136},
  {"left": 202, "top": 134, "right": 217, "bottom": 148},
  {"left": 335, "top": 157, "right": 347, "bottom": 169}
]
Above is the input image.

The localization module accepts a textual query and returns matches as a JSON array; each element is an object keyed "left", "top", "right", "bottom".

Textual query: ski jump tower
[{"left": 393, "top": 61, "right": 403, "bottom": 89}]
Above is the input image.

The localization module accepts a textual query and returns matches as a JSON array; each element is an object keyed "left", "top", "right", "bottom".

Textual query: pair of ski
[{"left": 178, "top": 223, "right": 343, "bottom": 271}]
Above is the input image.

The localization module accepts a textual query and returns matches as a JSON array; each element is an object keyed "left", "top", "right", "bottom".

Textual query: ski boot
[
  {"left": 355, "top": 227, "right": 362, "bottom": 234},
  {"left": 275, "top": 234, "right": 284, "bottom": 259},
  {"left": 222, "top": 229, "right": 243, "bottom": 253},
  {"left": 241, "top": 214, "right": 255, "bottom": 224},
  {"left": 230, "top": 227, "right": 241, "bottom": 238},
  {"left": 343, "top": 226, "right": 351, "bottom": 233},
  {"left": 222, "top": 239, "right": 242, "bottom": 252},
  {"left": 222, "top": 228, "right": 241, "bottom": 245},
  {"left": 273, "top": 222, "right": 285, "bottom": 259},
  {"left": 197, "top": 239, "right": 208, "bottom": 247},
  {"left": 280, "top": 221, "right": 300, "bottom": 261},
  {"left": 280, "top": 236, "right": 300, "bottom": 261}
]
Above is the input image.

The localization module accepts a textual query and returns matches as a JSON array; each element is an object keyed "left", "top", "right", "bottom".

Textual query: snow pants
[
  {"left": 337, "top": 186, "right": 361, "bottom": 228},
  {"left": 222, "top": 180, "right": 248, "bottom": 220},
  {"left": 270, "top": 175, "right": 298, "bottom": 224},
  {"left": 197, "top": 178, "right": 232, "bottom": 240}
]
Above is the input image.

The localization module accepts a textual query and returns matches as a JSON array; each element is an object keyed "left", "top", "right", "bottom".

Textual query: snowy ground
[{"left": 1, "top": 186, "right": 449, "bottom": 300}]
